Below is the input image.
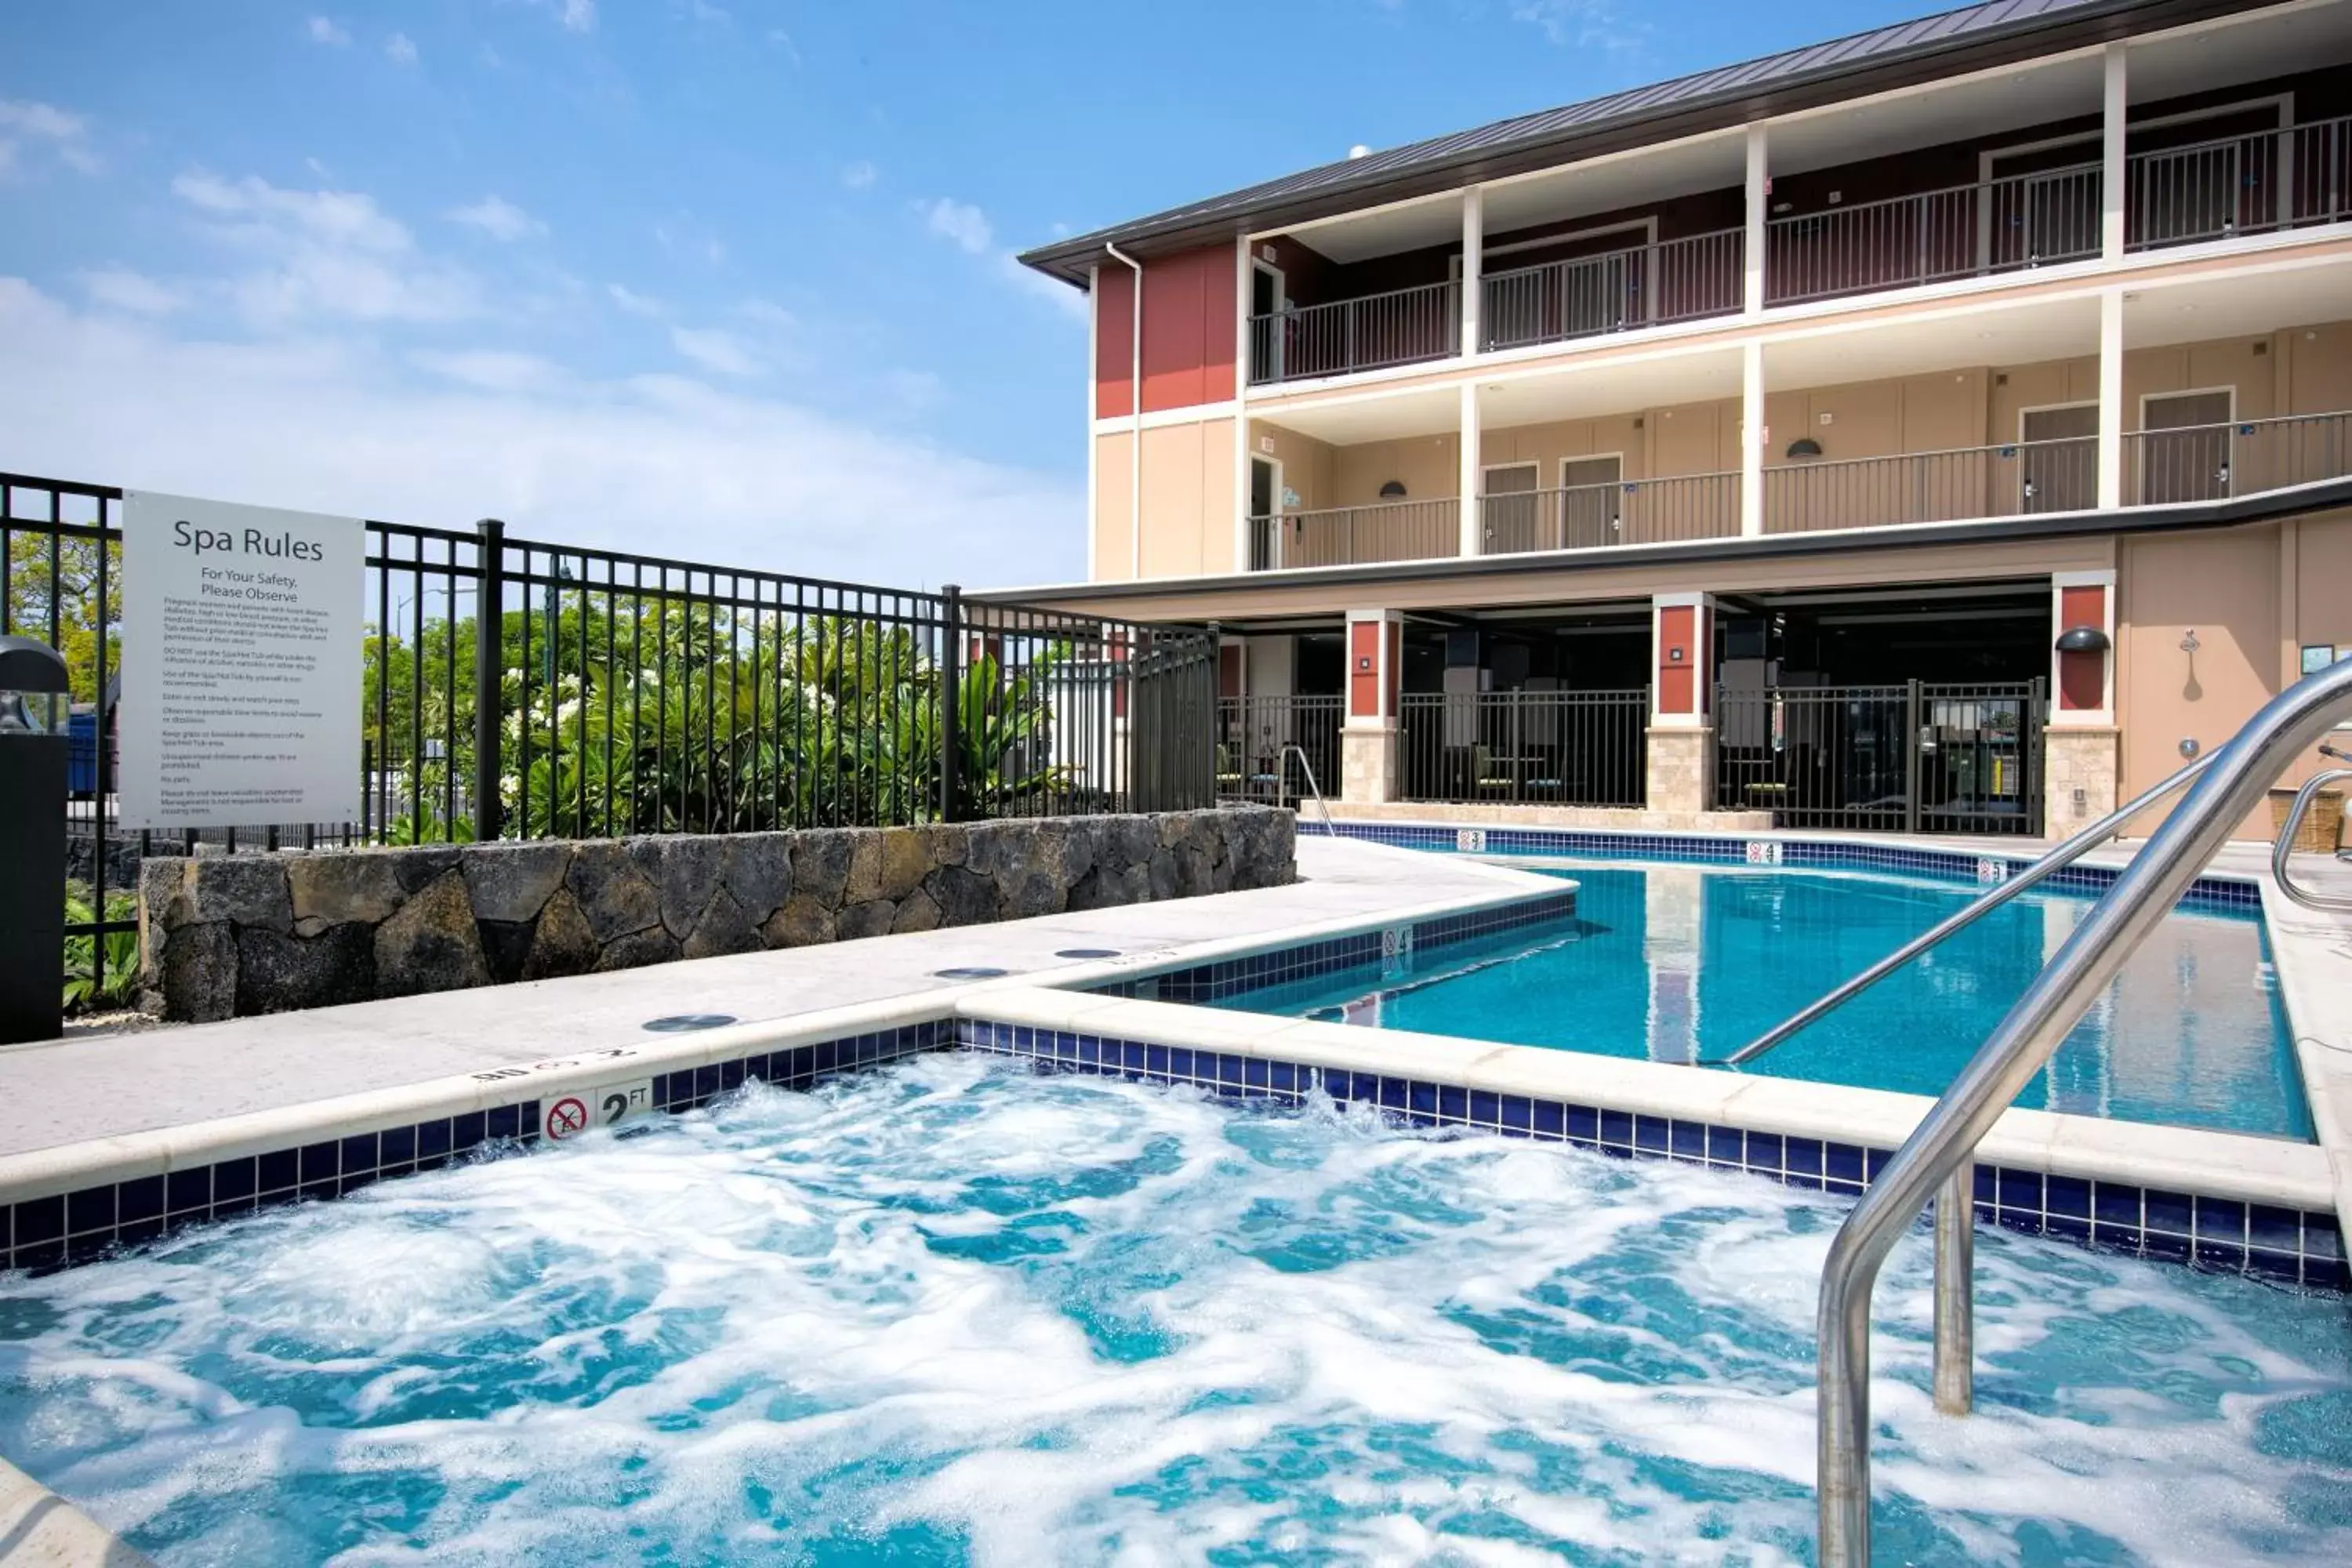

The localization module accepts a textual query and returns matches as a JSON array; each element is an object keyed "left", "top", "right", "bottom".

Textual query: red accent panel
[
  {"left": 1657, "top": 605, "right": 1696, "bottom": 715},
  {"left": 2057, "top": 583, "right": 2107, "bottom": 711},
  {"left": 1093, "top": 245, "right": 1238, "bottom": 420},
  {"left": 1348, "top": 622, "right": 1382, "bottom": 720},
  {"left": 1218, "top": 644, "right": 1243, "bottom": 699},
  {"left": 1094, "top": 266, "right": 1134, "bottom": 422}
]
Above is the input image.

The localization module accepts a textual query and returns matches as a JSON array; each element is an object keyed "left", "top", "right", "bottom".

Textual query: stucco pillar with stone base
[
  {"left": 2047, "top": 569, "right": 2120, "bottom": 836},
  {"left": 1648, "top": 592, "right": 1716, "bottom": 818},
  {"left": 1340, "top": 608, "right": 1403, "bottom": 807},
  {"left": 2044, "top": 727, "right": 2121, "bottom": 830},
  {"left": 1646, "top": 727, "right": 1715, "bottom": 817}
]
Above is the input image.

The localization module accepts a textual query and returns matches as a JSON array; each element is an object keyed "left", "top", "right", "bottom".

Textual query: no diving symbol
[{"left": 545, "top": 1096, "right": 590, "bottom": 1142}]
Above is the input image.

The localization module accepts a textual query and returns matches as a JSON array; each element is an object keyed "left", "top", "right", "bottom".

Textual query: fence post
[
  {"left": 939, "top": 583, "right": 963, "bottom": 822},
  {"left": 473, "top": 518, "right": 506, "bottom": 842},
  {"left": 1904, "top": 678, "right": 1924, "bottom": 837}
]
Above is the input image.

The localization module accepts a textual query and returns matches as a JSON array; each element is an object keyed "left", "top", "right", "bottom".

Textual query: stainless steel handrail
[
  {"left": 2271, "top": 764, "right": 2352, "bottom": 912},
  {"left": 1711, "top": 750, "right": 2220, "bottom": 1067},
  {"left": 1816, "top": 656, "right": 2352, "bottom": 1568},
  {"left": 1276, "top": 743, "right": 1338, "bottom": 837}
]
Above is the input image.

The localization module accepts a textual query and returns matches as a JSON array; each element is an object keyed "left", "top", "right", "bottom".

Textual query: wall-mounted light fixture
[
  {"left": 1784, "top": 437, "right": 1824, "bottom": 461},
  {"left": 1378, "top": 480, "right": 1407, "bottom": 499},
  {"left": 2053, "top": 625, "right": 2111, "bottom": 655}
]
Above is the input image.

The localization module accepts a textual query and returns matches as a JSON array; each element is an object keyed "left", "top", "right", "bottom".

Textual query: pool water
[
  {"left": 1, "top": 1056, "right": 2346, "bottom": 1566},
  {"left": 1216, "top": 863, "right": 2309, "bottom": 1140}
]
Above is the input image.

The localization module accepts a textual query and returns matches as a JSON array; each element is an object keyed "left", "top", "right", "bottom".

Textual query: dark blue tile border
[
  {"left": 0, "top": 1019, "right": 949, "bottom": 1276},
  {"left": 1091, "top": 888, "right": 1580, "bottom": 1004},
  {"left": 1319, "top": 822, "right": 2261, "bottom": 916},
  {"left": 954, "top": 1015, "right": 2348, "bottom": 1294}
]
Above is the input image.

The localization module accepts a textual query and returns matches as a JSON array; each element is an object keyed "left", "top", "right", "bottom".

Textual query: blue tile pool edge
[
  {"left": 953, "top": 1015, "right": 2350, "bottom": 1294},
  {"left": 0, "top": 1021, "right": 947, "bottom": 1275},
  {"left": 5, "top": 1002, "right": 2339, "bottom": 1296},
  {"left": 1314, "top": 822, "right": 2263, "bottom": 915},
  {"left": 1086, "top": 887, "right": 1581, "bottom": 1004}
]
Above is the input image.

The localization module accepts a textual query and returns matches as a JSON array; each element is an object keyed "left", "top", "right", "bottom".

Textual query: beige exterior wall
[
  {"left": 1247, "top": 420, "right": 1337, "bottom": 514},
  {"left": 2114, "top": 508, "right": 2352, "bottom": 840},
  {"left": 1094, "top": 419, "right": 1240, "bottom": 581},
  {"left": 1333, "top": 432, "right": 1460, "bottom": 507}
]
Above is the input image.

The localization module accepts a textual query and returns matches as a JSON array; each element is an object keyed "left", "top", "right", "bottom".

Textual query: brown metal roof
[{"left": 1018, "top": 0, "right": 2243, "bottom": 284}]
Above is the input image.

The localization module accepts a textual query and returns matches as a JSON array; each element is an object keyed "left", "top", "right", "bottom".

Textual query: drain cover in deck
[
  {"left": 931, "top": 966, "right": 1012, "bottom": 980},
  {"left": 642, "top": 1014, "right": 739, "bottom": 1033},
  {"left": 1054, "top": 949, "right": 1122, "bottom": 960}
]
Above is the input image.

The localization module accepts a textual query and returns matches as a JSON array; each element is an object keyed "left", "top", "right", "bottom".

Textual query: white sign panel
[{"left": 120, "top": 492, "right": 365, "bottom": 830}]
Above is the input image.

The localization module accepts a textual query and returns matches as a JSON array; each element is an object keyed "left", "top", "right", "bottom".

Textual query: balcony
[
  {"left": 1247, "top": 281, "right": 1458, "bottom": 387},
  {"left": 1241, "top": 108, "right": 2352, "bottom": 387},
  {"left": 1249, "top": 497, "right": 1459, "bottom": 570},
  {"left": 2123, "top": 410, "right": 2352, "bottom": 506},
  {"left": 1481, "top": 230, "right": 1743, "bottom": 352},
  {"left": 1761, "top": 439, "right": 2098, "bottom": 533},
  {"left": 1479, "top": 473, "right": 1741, "bottom": 554}
]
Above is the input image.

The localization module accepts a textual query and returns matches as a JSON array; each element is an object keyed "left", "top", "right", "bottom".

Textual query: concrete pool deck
[{"left": 0, "top": 838, "right": 1552, "bottom": 1163}]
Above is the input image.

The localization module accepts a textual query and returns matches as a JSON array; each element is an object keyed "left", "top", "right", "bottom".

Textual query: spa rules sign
[{"left": 120, "top": 492, "right": 365, "bottom": 830}]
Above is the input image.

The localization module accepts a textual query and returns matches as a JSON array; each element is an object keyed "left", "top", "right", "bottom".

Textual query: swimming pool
[
  {"left": 0, "top": 1054, "right": 2344, "bottom": 1566},
  {"left": 1214, "top": 862, "right": 2310, "bottom": 1141}
]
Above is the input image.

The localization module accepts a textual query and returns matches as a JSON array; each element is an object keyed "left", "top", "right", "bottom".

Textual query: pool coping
[
  {"left": 0, "top": 1453, "right": 154, "bottom": 1566},
  {"left": 0, "top": 832, "right": 2339, "bottom": 1292}
]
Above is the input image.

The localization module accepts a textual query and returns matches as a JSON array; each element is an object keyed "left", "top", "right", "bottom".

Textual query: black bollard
[{"left": 0, "top": 636, "right": 70, "bottom": 1044}]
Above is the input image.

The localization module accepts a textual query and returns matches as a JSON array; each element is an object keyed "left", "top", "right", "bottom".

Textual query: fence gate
[
  {"left": 1715, "top": 679, "right": 2045, "bottom": 835},
  {"left": 1127, "top": 630, "right": 1218, "bottom": 813}
]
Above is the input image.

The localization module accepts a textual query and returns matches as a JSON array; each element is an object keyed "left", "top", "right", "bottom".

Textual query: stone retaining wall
[{"left": 138, "top": 808, "right": 1295, "bottom": 1023}]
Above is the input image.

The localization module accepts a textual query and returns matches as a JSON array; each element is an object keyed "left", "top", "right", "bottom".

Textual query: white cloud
[
  {"left": 670, "top": 325, "right": 760, "bottom": 377},
  {"left": 172, "top": 171, "right": 481, "bottom": 325},
  {"left": 307, "top": 16, "right": 351, "bottom": 46},
  {"left": 385, "top": 32, "right": 419, "bottom": 65},
  {"left": 607, "top": 281, "right": 666, "bottom": 318},
  {"left": 0, "top": 99, "right": 100, "bottom": 175},
  {"left": 735, "top": 297, "right": 794, "bottom": 329},
  {"left": 0, "top": 278, "right": 1082, "bottom": 589},
  {"left": 554, "top": 0, "right": 597, "bottom": 32},
  {"left": 767, "top": 29, "right": 800, "bottom": 65},
  {"left": 445, "top": 194, "right": 546, "bottom": 243},
  {"left": 79, "top": 267, "right": 185, "bottom": 316},
  {"left": 409, "top": 349, "right": 565, "bottom": 394},
  {"left": 922, "top": 198, "right": 992, "bottom": 256},
  {"left": 841, "top": 160, "right": 878, "bottom": 191}
]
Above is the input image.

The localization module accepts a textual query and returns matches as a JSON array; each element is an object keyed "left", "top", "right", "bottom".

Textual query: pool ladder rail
[
  {"left": 1809, "top": 657, "right": 2352, "bottom": 1568},
  {"left": 2272, "top": 741, "right": 2352, "bottom": 913},
  {"left": 1275, "top": 743, "right": 1338, "bottom": 837}
]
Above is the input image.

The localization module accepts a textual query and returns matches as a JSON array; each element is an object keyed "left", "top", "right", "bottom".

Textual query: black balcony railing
[
  {"left": 1249, "top": 280, "right": 1458, "bottom": 385},
  {"left": 2124, "top": 409, "right": 2352, "bottom": 506},
  {"left": 1480, "top": 229, "right": 1743, "bottom": 353},
  {"left": 2129, "top": 114, "right": 2352, "bottom": 252},
  {"left": 1215, "top": 695, "right": 1342, "bottom": 803},
  {"left": 1399, "top": 689, "right": 1649, "bottom": 808},
  {"left": 1766, "top": 164, "right": 2101, "bottom": 307},
  {"left": 1762, "top": 437, "right": 2098, "bottom": 532},
  {"left": 1253, "top": 499, "right": 1460, "bottom": 568},
  {"left": 1481, "top": 473, "right": 1739, "bottom": 552}
]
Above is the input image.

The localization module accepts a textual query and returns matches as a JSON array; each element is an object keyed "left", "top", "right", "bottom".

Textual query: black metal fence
[
  {"left": 4, "top": 472, "right": 1215, "bottom": 1010},
  {"left": 1399, "top": 689, "right": 1649, "bottom": 808},
  {"left": 1215, "top": 695, "right": 1342, "bottom": 804},
  {"left": 1715, "top": 680, "right": 2044, "bottom": 835}
]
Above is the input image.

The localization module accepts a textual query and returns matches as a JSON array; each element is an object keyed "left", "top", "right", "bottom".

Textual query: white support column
[
  {"left": 1461, "top": 187, "right": 1484, "bottom": 357},
  {"left": 1459, "top": 379, "right": 1483, "bottom": 557},
  {"left": 2098, "top": 289, "right": 2125, "bottom": 510},
  {"left": 1085, "top": 263, "right": 1101, "bottom": 581},
  {"left": 1740, "top": 340, "right": 1765, "bottom": 537},
  {"left": 1744, "top": 123, "right": 1769, "bottom": 316},
  {"left": 2102, "top": 43, "right": 2129, "bottom": 262},
  {"left": 1233, "top": 236, "right": 1252, "bottom": 572}
]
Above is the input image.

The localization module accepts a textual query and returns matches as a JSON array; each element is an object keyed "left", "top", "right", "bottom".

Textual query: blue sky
[{"left": 0, "top": 0, "right": 1924, "bottom": 588}]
